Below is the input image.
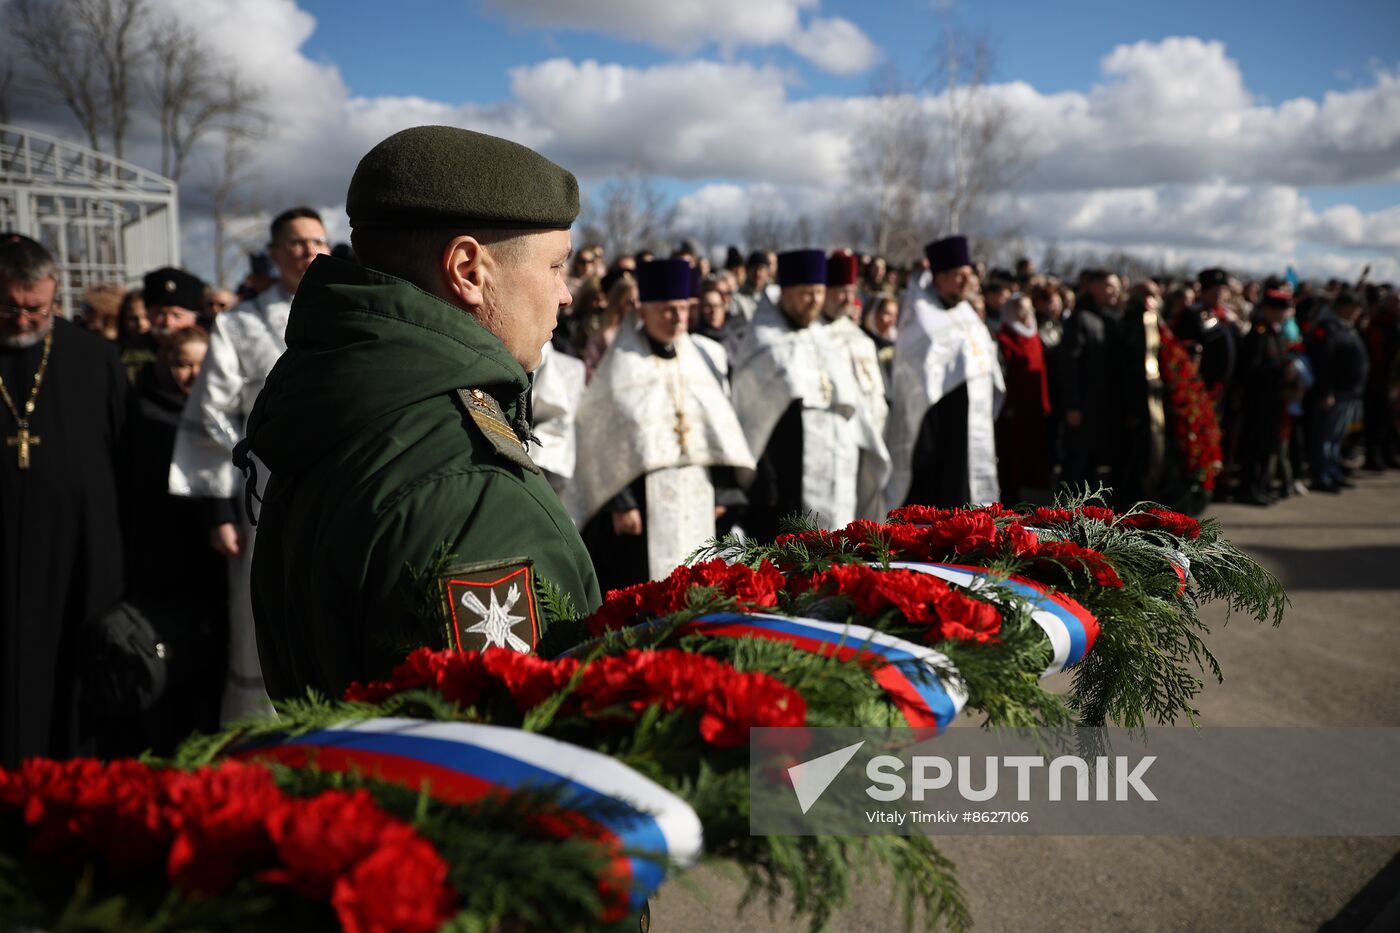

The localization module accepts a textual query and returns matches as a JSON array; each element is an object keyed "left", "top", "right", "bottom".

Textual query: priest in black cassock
[
  {"left": 573, "top": 259, "right": 755, "bottom": 593},
  {"left": 0, "top": 234, "right": 126, "bottom": 766},
  {"left": 886, "top": 236, "right": 1004, "bottom": 510}
]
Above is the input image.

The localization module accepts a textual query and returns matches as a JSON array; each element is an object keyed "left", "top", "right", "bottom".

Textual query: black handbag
[{"left": 85, "top": 601, "right": 171, "bottom": 716}]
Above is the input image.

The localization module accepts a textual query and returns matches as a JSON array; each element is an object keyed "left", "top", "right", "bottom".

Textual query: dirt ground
[{"left": 651, "top": 471, "right": 1400, "bottom": 932}]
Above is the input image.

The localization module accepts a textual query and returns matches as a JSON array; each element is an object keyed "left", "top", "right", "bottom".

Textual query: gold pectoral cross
[
  {"left": 673, "top": 407, "right": 691, "bottom": 456},
  {"left": 7, "top": 421, "right": 39, "bottom": 469}
]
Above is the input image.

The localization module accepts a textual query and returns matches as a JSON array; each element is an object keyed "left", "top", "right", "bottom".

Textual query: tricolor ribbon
[
  {"left": 237, "top": 718, "right": 703, "bottom": 910},
  {"left": 891, "top": 562, "right": 1100, "bottom": 676},
  {"left": 617, "top": 612, "right": 968, "bottom": 731}
]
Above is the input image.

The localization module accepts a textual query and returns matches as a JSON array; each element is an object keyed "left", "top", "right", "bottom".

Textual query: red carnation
[
  {"left": 261, "top": 789, "right": 398, "bottom": 899},
  {"left": 934, "top": 591, "right": 1003, "bottom": 644},
  {"left": 481, "top": 648, "right": 580, "bottom": 709},
  {"left": 1025, "top": 507, "right": 1074, "bottom": 527},
  {"left": 1026, "top": 541, "right": 1124, "bottom": 588},
  {"left": 331, "top": 835, "right": 456, "bottom": 933},
  {"left": 1121, "top": 508, "right": 1202, "bottom": 540},
  {"left": 164, "top": 762, "right": 283, "bottom": 895}
]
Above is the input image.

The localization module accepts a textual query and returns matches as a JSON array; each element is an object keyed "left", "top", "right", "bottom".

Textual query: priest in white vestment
[
  {"left": 823, "top": 249, "right": 889, "bottom": 435},
  {"left": 886, "top": 235, "right": 1005, "bottom": 512},
  {"left": 169, "top": 207, "right": 329, "bottom": 722},
  {"left": 530, "top": 341, "right": 585, "bottom": 501},
  {"left": 730, "top": 249, "right": 890, "bottom": 540},
  {"left": 572, "top": 259, "right": 755, "bottom": 592}
]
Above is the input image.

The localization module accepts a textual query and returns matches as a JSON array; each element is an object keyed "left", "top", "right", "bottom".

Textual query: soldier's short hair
[{"left": 350, "top": 226, "right": 527, "bottom": 295}]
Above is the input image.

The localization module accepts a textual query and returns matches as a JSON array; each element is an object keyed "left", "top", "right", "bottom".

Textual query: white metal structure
[{"left": 0, "top": 122, "right": 179, "bottom": 316}]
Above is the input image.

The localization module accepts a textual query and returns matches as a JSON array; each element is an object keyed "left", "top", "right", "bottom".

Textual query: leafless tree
[
  {"left": 209, "top": 119, "right": 269, "bottom": 287},
  {"left": 8, "top": 0, "right": 110, "bottom": 153},
  {"left": 597, "top": 170, "right": 675, "bottom": 259},
  {"left": 7, "top": 0, "right": 148, "bottom": 159},
  {"left": 835, "top": 64, "right": 932, "bottom": 262},
  {"left": 0, "top": 63, "right": 16, "bottom": 126},
  {"left": 149, "top": 19, "right": 265, "bottom": 182},
  {"left": 77, "top": 0, "right": 145, "bottom": 160},
  {"left": 924, "top": 18, "right": 1031, "bottom": 240},
  {"left": 742, "top": 201, "right": 788, "bottom": 253}
]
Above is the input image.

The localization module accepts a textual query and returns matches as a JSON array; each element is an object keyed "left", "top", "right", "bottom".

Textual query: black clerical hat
[
  {"left": 777, "top": 249, "right": 826, "bottom": 287},
  {"left": 142, "top": 267, "right": 205, "bottom": 312},
  {"left": 1199, "top": 267, "right": 1229, "bottom": 289},
  {"left": 924, "top": 236, "right": 972, "bottom": 274}
]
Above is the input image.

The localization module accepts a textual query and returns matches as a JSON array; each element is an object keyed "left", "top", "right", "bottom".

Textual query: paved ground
[{"left": 652, "top": 471, "right": 1400, "bottom": 931}]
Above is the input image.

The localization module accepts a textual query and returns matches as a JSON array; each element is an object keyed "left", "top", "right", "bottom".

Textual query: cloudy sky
[{"left": 10, "top": 0, "right": 1400, "bottom": 282}]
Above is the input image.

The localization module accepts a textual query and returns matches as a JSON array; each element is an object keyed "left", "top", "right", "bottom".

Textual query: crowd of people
[{"left": 3, "top": 195, "right": 1397, "bottom": 765}]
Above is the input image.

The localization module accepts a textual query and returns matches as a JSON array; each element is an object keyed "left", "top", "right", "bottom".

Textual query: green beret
[{"left": 346, "top": 125, "right": 579, "bottom": 231}]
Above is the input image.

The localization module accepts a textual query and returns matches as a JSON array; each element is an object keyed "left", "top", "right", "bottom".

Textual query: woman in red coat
[{"left": 995, "top": 293, "right": 1052, "bottom": 501}]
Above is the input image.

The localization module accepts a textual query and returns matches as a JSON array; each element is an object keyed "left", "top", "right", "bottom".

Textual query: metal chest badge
[
  {"left": 439, "top": 557, "right": 540, "bottom": 654},
  {"left": 458, "top": 387, "right": 541, "bottom": 473}
]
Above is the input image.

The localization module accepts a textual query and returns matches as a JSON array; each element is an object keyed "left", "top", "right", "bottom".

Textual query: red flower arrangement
[
  {"left": 585, "top": 559, "right": 785, "bottom": 635},
  {"left": 775, "top": 517, "right": 1123, "bottom": 590},
  {"left": 790, "top": 564, "right": 1002, "bottom": 644},
  {"left": 347, "top": 646, "right": 805, "bottom": 748},
  {"left": 1119, "top": 507, "right": 1203, "bottom": 540},
  {"left": 0, "top": 759, "right": 456, "bottom": 933},
  {"left": 1010, "top": 504, "right": 1200, "bottom": 541},
  {"left": 1159, "top": 328, "right": 1225, "bottom": 491}
]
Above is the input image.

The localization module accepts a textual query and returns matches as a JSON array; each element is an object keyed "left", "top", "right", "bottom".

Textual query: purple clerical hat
[
  {"left": 636, "top": 258, "right": 695, "bottom": 302},
  {"left": 777, "top": 249, "right": 827, "bottom": 287},
  {"left": 924, "top": 236, "right": 971, "bottom": 274}
]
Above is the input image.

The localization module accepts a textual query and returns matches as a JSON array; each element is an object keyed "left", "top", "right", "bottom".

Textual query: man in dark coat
[
  {"left": 1175, "top": 267, "right": 1240, "bottom": 416},
  {"left": 1236, "top": 289, "right": 1295, "bottom": 504},
  {"left": 1058, "top": 269, "right": 1120, "bottom": 490},
  {"left": 1363, "top": 291, "right": 1399, "bottom": 470},
  {"left": 1306, "top": 293, "right": 1369, "bottom": 492},
  {"left": 0, "top": 234, "right": 126, "bottom": 766}
]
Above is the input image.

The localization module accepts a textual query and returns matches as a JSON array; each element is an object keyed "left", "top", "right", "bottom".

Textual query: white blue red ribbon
[
  {"left": 237, "top": 718, "right": 703, "bottom": 907},
  {"left": 890, "top": 562, "right": 1100, "bottom": 676},
  {"left": 667, "top": 612, "right": 968, "bottom": 730}
]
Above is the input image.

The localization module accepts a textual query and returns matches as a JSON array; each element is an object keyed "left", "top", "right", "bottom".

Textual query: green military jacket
[{"left": 244, "top": 256, "right": 600, "bottom": 702}]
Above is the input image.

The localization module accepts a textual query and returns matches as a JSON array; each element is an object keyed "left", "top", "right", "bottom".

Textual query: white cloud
[
  {"left": 9, "top": 4, "right": 1398, "bottom": 285},
  {"left": 786, "top": 17, "right": 881, "bottom": 75},
  {"left": 480, "top": 0, "right": 880, "bottom": 75},
  {"left": 505, "top": 58, "right": 851, "bottom": 184}
]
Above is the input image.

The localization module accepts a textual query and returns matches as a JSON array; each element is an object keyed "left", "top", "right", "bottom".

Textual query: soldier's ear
[{"left": 442, "top": 235, "right": 487, "bottom": 309}]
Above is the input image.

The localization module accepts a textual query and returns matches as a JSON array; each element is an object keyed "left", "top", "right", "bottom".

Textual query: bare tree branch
[
  {"left": 0, "top": 63, "right": 15, "bottom": 126},
  {"left": 7, "top": 0, "right": 109, "bottom": 153},
  {"left": 597, "top": 170, "right": 676, "bottom": 259},
  {"left": 208, "top": 114, "right": 270, "bottom": 287},
  {"left": 149, "top": 19, "right": 266, "bottom": 183},
  {"left": 74, "top": 0, "right": 146, "bottom": 159}
]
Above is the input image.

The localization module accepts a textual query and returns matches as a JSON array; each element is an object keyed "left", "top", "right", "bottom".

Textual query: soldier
[
  {"left": 242, "top": 125, "right": 600, "bottom": 703},
  {"left": 1236, "top": 289, "right": 1295, "bottom": 505}
]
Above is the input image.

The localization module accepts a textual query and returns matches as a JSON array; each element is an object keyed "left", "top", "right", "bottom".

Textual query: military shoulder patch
[
  {"left": 438, "top": 557, "right": 539, "bottom": 653},
  {"left": 457, "top": 387, "right": 541, "bottom": 474}
]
